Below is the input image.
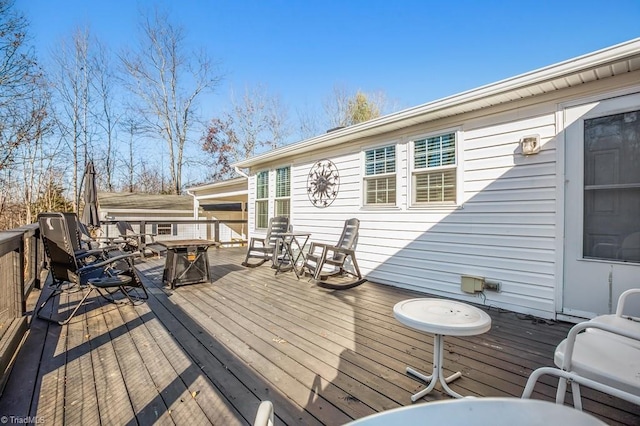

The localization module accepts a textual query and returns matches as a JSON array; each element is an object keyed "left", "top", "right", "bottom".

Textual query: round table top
[
  {"left": 393, "top": 298, "right": 491, "bottom": 336},
  {"left": 344, "top": 397, "right": 606, "bottom": 426}
]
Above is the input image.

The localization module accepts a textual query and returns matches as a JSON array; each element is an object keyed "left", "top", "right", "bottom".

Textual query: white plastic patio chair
[
  {"left": 253, "top": 401, "right": 274, "bottom": 426},
  {"left": 522, "top": 319, "right": 640, "bottom": 410}
]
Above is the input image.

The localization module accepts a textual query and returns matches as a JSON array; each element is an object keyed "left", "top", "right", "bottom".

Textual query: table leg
[
  {"left": 274, "top": 238, "right": 292, "bottom": 275},
  {"left": 290, "top": 235, "right": 310, "bottom": 279},
  {"left": 406, "top": 334, "right": 463, "bottom": 402}
]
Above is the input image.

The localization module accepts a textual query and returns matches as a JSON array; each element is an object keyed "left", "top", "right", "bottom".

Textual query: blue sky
[
  {"left": 18, "top": 0, "right": 640, "bottom": 118},
  {"left": 14, "top": 1, "right": 640, "bottom": 185}
]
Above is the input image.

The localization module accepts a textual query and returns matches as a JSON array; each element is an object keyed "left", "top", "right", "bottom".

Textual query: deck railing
[
  {"left": 0, "top": 223, "right": 43, "bottom": 390},
  {"left": 100, "top": 219, "right": 249, "bottom": 247}
]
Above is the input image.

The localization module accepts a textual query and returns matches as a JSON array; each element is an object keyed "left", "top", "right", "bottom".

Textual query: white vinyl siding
[
  {"left": 275, "top": 166, "right": 291, "bottom": 218},
  {"left": 364, "top": 145, "right": 396, "bottom": 206},
  {"left": 283, "top": 108, "right": 560, "bottom": 319},
  {"left": 412, "top": 132, "right": 457, "bottom": 205},
  {"left": 255, "top": 171, "right": 269, "bottom": 228}
]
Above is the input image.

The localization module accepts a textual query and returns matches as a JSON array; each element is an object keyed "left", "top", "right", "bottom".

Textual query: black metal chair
[
  {"left": 116, "top": 220, "right": 166, "bottom": 257},
  {"left": 303, "top": 218, "right": 365, "bottom": 289},
  {"left": 38, "top": 212, "right": 148, "bottom": 325},
  {"left": 76, "top": 217, "right": 126, "bottom": 252},
  {"left": 242, "top": 216, "right": 289, "bottom": 267}
]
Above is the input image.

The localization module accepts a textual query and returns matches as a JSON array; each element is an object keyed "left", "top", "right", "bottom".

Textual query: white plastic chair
[
  {"left": 522, "top": 316, "right": 640, "bottom": 409},
  {"left": 253, "top": 401, "right": 274, "bottom": 426}
]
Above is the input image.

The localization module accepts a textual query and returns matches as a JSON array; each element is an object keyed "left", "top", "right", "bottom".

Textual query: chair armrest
[
  {"left": 75, "top": 249, "right": 105, "bottom": 260},
  {"left": 308, "top": 243, "right": 354, "bottom": 258},
  {"left": 249, "top": 237, "right": 268, "bottom": 247},
  {"left": 329, "top": 246, "right": 355, "bottom": 257},
  {"left": 77, "top": 252, "right": 139, "bottom": 274}
]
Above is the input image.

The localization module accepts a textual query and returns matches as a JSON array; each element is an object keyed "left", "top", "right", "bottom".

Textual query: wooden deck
[{"left": 0, "top": 247, "right": 637, "bottom": 425}]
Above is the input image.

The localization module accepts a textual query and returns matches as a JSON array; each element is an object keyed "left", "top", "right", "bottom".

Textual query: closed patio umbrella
[{"left": 81, "top": 161, "right": 100, "bottom": 230}]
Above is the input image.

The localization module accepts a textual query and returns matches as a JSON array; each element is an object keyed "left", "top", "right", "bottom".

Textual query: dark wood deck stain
[{"left": 0, "top": 247, "right": 637, "bottom": 425}]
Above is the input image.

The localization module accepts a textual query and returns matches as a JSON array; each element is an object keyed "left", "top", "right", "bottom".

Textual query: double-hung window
[
  {"left": 275, "top": 166, "right": 290, "bottom": 218},
  {"left": 412, "top": 132, "right": 457, "bottom": 205},
  {"left": 364, "top": 145, "right": 396, "bottom": 206},
  {"left": 255, "top": 171, "right": 269, "bottom": 228}
]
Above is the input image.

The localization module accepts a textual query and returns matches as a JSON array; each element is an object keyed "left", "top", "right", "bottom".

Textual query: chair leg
[
  {"left": 58, "top": 287, "right": 96, "bottom": 325},
  {"left": 313, "top": 251, "right": 327, "bottom": 281},
  {"left": 556, "top": 377, "right": 568, "bottom": 404},
  {"left": 570, "top": 381, "right": 583, "bottom": 410},
  {"left": 349, "top": 252, "right": 362, "bottom": 280},
  {"left": 36, "top": 280, "right": 82, "bottom": 323}
]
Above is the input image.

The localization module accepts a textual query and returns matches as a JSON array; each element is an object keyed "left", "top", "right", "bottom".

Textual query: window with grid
[
  {"left": 255, "top": 171, "right": 269, "bottom": 228},
  {"left": 275, "top": 166, "right": 290, "bottom": 218},
  {"left": 412, "top": 132, "right": 456, "bottom": 205},
  {"left": 364, "top": 145, "right": 396, "bottom": 206},
  {"left": 157, "top": 223, "right": 173, "bottom": 235}
]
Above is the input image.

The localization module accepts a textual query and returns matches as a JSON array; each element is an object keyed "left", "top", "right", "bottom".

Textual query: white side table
[{"left": 393, "top": 298, "right": 492, "bottom": 401}]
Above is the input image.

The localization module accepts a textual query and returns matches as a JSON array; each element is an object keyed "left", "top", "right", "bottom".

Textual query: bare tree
[
  {"left": 91, "top": 39, "right": 120, "bottom": 191},
  {"left": 119, "top": 117, "right": 143, "bottom": 192},
  {"left": 295, "top": 102, "right": 323, "bottom": 140},
  {"left": 50, "top": 27, "right": 95, "bottom": 211},
  {"left": 0, "top": 0, "right": 46, "bottom": 171},
  {"left": 323, "top": 84, "right": 352, "bottom": 129},
  {"left": 229, "top": 85, "right": 268, "bottom": 158},
  {"left": 264, "top": 93, "right": 290, "bottom": 150},
  {"left": 323, "top": 84, "right": 388, "bottom": 128},
  {"left": 200, "top": 116, "right": 238, "bottom": 181},
  {"left": 203, "top": 84, "right": 289, "bottom": 172},
  {"left": 16, "top": 76, "right": 54, "bottom": 226},
  {"left": 0, "top": 0, "right": 56, "bottom": 229},
  {"left": 121, "top": 7, "right": 221, "bottom": 195}
]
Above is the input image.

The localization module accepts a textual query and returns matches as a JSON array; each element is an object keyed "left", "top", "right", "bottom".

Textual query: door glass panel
[{"left": 583, "top": 110, "right": 640, "bottom": 262}]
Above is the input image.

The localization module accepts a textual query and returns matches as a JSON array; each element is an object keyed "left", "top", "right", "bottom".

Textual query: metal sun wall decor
[{"left": 307, "top": 159, "right": 340, "bottom": 208}]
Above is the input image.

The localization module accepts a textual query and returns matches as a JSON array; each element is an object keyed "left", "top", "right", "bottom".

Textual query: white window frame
[
  {"left": 275, "top": 165, "right": 291, "bottom": 218},
  {"left": 156, "top": 223, "right": 174, "bottom": 236},
  {"left": 362, "top": 143, "right": 398, "bottom": 208},
  {"left": 255, "top": 170, "right": 269, "bottom": 229},
  {"left": 409, "top": 129, "right": 461, "bottom": 207}
]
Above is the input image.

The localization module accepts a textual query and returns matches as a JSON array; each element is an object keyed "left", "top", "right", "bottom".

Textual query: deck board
[{"left": 0, "top": 247, "right": 638, "bottom": 425}]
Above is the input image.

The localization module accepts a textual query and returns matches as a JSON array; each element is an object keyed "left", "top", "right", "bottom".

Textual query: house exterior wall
[{"left": 246, "top": 71, "right": 640, "bottom": 319}]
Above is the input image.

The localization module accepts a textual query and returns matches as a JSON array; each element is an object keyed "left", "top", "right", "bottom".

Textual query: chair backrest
[
  {"left": 76, "top": 220, "right": 93, "bottom": 246},
  {"left": 266, "top": 216, "right": 289, "bottom": 246},
  {"left": 38, "top": 212, "right": 81, "bottom": 284},
  {"left": 62, "top": 212, "right": 84, "bottom": 252},
  {"left": 333, "top": 218, "right": 360, "bottom": 261},
  {"left": 116, "top": 221, "right": 134, "bottom": 235}
]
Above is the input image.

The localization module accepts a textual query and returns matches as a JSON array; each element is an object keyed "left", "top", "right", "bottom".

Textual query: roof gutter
[{"left": 234, "top": 166, "right": 249, "bottom": 178}]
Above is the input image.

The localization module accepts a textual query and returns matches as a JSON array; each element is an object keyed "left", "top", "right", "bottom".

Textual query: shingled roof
[{"left": 98, "top": 192, "right": 194, "bottom": 211}]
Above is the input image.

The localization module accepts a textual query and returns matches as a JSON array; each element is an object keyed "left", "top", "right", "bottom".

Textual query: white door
[{"left": 563, "top": 92, "right": 640, "bottom": 318}]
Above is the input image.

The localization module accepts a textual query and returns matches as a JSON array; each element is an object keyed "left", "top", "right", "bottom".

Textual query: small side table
[
  {"left": 393, "top": 298, "right": 492, "bottom": 401},
  {"left": 158, "top": 240, "right": 219, "bottom": 289},
  {"left": 275, "top": 232, "right": 311, "bottom": 278}
]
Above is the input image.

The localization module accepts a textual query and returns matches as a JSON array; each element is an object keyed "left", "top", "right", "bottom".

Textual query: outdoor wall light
[{"left": 520, "top": 134, "right": 541, "bottom": 155}]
